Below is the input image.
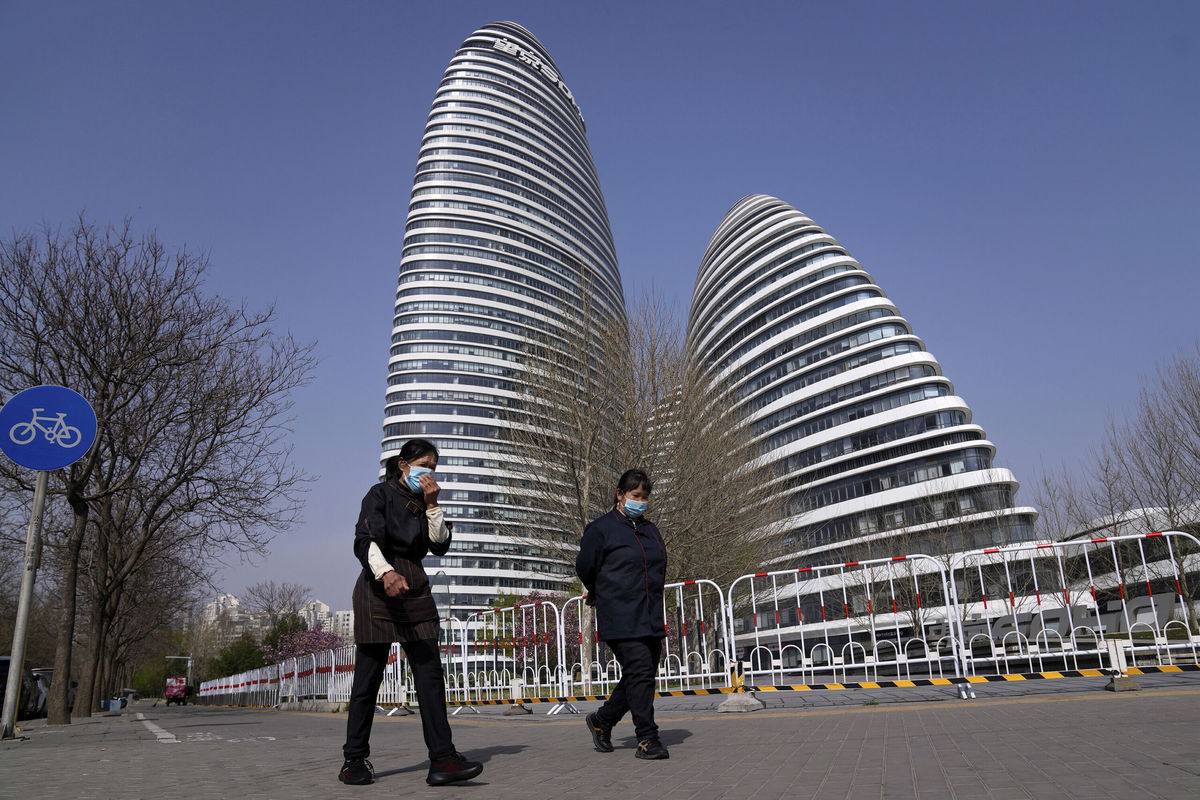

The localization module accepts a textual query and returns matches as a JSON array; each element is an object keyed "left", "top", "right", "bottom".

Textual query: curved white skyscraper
[
  {"left": 688, "top": 195, "right": 1036, "bottom": 566},
  {"left": 384, "top": 22, "right": 624, "bottom": 613}
]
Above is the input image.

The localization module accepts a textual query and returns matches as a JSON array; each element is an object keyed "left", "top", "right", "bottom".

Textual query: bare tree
[
  {"left": 242, "top": 580, "right": 312, "bottom": 630},
  {"left": 1085, "top": 347, "right": 1200, "bottom": 627},
  {"left": 500, "top": 284, "right": 630, "bottom": 566},
  {"left": 0, "top": 217, "right": 315, "bottom": 722},
  {"left": 504, "top": 288, "right": 784, "bottom": 587}
]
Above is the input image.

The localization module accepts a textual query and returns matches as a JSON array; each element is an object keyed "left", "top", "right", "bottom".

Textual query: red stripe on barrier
[
  {"left": 1009, "top": 591, "right": 1015, "bottom": 607},
  {"left": 753, "top": 612, "right": 759, "bottom": 628},
  {"left": 891, "top": 599, "right": 898, "bottom": 614},
  {"left": 1177, "top": 580, "right": 1184, "bottom": 597},
  {"left": 774, "top": 609, "right": 780, "bottom": 625},
  {"left": 1146, "top": 581, "right": 1153, "bottom": 597},
  {"left": 891, "top": 555, "right": 907, "bottom": 561},
  {"left": 1091, "top": 537, "right": 1108, "bottom": 543},
  {"left": 1147, "top": 532, "right": 1163, "bottom": 537},
  {"left": 916, "top": 593, "right": 923, "bottom": 609},
  {"left": 820, "top": 605, "right": 827, "bottom": 621},
  {"left": 682, "top": 621, "right": 688, "bottom": 636},
  {"left": 754, "top": 572, "right": 769, "bottom": 577},
  {"left": 845, "top": 561, "right": 859, "bottom": 567},
  {"left": 1063, "top": 589, "right": 1070, "bottom": 606},
  {"left": 1119, "top": 584, "right": 1126, "bottom": 600},
  {"left": 701, "top": 620, "right": 707, "bottom": 633},
  {"left": 1090, "top": 585, "right": 1097, "bottom": 602},
  {"left": 298, "top": 669, "right": 314, "bottom": 678},
  {"left": 798, "top": 567, "right": 813, "bottom": 573},
  {"left": 843, "top": 603, "right": 850, "bottom": 618},
  {"left": 983, "top": 548, "right": 999, "bottom": 554},
  {"left": 336, "top": 665, "right": 354, "bottom": 673},
  {"left": 1035, "top": 590, "right": 1041, "bottom": 606},
  {"left": 1037, "top": 543, "right": 1054, "bottom": 549},
  {"left": 316, "top": 666, "right": 332, "bottom": 674},
  {"left": 868, "top": 599, "right": 874, "bottom": 615},
  {"left": 684, "top": 580, "right": 696, "bottom": 585}
]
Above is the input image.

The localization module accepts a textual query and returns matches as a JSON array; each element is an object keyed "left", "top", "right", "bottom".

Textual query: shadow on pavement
[
  {"left": 373, "top": 745, "right": 525, "bottom": 784},
  {"left": 469, "top": 743, "right": 529, "bottom": 763}
]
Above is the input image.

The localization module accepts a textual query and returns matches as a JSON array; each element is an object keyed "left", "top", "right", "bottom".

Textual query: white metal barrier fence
[
  {"left": 198, "top": 530, "right": 1200, "bottom": 705},
  {"left": 949, "top": 530, "right": 1200, "bottom": 676},
  {"left": 560, "top": 580, "right": 733, "bottom": 699},
  {"left": 456, "top": 599, "right": 568, "bottom": 709},
  {"left": 727, "top": 553, "right": 961, "bottom": 688}
]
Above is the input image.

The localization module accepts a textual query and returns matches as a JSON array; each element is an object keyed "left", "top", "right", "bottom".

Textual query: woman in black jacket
[
  {"left": 338, "top": 438, "right": 482, "bottom": 787},
  {"left": 575, "top": 468, "right": 670, "bottom": 760}
]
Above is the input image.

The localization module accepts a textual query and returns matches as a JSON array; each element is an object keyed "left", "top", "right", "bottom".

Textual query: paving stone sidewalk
[{"left": 2, "top": 681, "right": 1198, "bottom": 799}]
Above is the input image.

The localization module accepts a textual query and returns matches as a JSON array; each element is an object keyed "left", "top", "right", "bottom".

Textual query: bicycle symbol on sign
[{"left": 8, "top": 408, "right": 84, "bottom": 449}]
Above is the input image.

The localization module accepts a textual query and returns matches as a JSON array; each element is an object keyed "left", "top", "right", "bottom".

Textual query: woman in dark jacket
[
  {"left": 338, "top": 438, "right": 482, "bottom": 787},
  {"left": 575, "top": 468, "right": 670, "bottom": 760}
]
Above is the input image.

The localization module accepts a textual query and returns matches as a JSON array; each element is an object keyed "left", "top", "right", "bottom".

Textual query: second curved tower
[{"left": 688, "top": 195, "right": 1036, "bottom": 567}]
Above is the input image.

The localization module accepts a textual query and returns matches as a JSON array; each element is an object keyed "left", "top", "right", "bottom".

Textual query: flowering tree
[{"left": 263, "top": 624, "right": 345, "bottom": 664}]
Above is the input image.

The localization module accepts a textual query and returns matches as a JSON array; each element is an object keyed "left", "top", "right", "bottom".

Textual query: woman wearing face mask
[
  {"left": 338, "top": 438, "right": 483, "bottom": 787},
  {"left": 575, "top": 468, "right": 670, "bottom": 760}
]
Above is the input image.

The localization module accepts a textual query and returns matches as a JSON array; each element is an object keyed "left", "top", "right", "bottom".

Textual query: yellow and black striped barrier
[{"left": 747, "top": 663, "right": 1200, "bottom": 692}]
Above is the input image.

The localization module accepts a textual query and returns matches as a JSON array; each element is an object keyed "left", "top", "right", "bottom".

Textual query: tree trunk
[
  {"left": 73, "top": 596, "right": 106, "bottom": 718},
  {"left": 74, "top": 526, "right": 114, "bottom": 719},
  {"left": 46, "top": 509, "right": 87, "bottom": 725}
]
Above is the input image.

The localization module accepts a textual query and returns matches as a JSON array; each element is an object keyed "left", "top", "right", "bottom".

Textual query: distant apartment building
[{"left": 332, "top": 609, "right": 355, "bottom": 642}]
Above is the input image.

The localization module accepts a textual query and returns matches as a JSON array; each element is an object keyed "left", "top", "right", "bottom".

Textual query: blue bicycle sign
[{"left": 0, "top": 386, "right": 97, "bottom": 471}]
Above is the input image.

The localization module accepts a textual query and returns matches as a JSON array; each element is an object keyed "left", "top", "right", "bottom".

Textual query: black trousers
[
  {"left": 594, "top": 636, "right": 663, "bottom": 742},
  {"left": 343, "top": 640, "right": 455, "bottom": 761}
]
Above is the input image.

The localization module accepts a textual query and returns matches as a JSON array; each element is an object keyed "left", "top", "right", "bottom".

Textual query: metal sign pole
[{"left": 1, "top": 470, "right": 50, "bottom": 740}]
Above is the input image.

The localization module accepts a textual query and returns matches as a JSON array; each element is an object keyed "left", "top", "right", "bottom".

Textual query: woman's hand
[
  {"left": 382, "top": 570, "right": 410, "bottom": 598},
  {"left": 418, "top": 472, "right": 441, "bottom": 508}
]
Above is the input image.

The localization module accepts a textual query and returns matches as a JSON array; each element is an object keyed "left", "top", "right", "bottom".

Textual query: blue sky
[{"left": 2, "top": 1, "right": 1197, "bottom": 608}]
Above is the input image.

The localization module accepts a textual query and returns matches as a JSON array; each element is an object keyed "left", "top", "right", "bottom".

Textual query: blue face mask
[
  {"left": 405, "top": 465, "right": 433, "bottom": 492},
  {"left": 623, "top": 498, "right": 649, "bottom": 518}
]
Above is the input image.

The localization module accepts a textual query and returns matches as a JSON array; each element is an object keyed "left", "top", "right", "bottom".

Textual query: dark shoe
[
  {"left": 585, "top": 712, "right": 614, "bottom": 753},
  {"left": 427, "top": 752, "right": 483, "bottom": 786},
  {"left": 635, "top": 739, "right": 670, "bottom": 760},
  {"left": 338, "top": 757, "right": 375, "bottom": 785}
]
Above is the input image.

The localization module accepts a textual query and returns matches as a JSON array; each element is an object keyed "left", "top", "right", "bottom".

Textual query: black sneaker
[
  {"left": 338, "top": 757, "right": 375, "bottom": 785},
  {"left": 427, "top": 752, "right": 483, "bottom": 786},
  {"left": 635, "top": 739, "right": 670, "bottom": 760},
  {"left": 585, "top": 712, "right": 614, "bottom": 753}
]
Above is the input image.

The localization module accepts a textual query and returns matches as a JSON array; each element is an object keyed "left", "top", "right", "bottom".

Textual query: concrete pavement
[{"left": 2, "top": 679, "right": 1198, "bottom": 799}]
